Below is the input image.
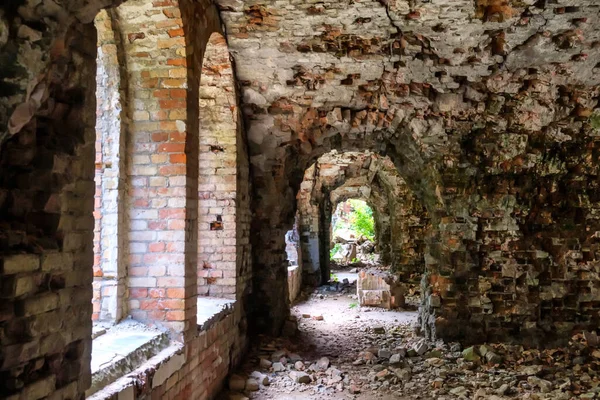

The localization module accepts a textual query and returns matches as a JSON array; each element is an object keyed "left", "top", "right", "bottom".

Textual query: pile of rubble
[{"left": 224, "top": 322, "right": 600, "bottom": 399}]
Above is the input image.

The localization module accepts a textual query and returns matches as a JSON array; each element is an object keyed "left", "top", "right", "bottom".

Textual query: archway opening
[{"left": 330, "top": 198, "right": 377, "bottom": 267}]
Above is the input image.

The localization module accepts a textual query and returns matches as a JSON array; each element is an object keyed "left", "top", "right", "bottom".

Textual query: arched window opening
[{"left": 197, "top": 32, "right": 238, "bottom": 320}]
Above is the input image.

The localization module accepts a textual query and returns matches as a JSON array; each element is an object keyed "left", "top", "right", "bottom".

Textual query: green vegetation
[
  {"left": 347, "top": 199, "right": 375, "bottom": 240},
  {"left": 349, "top": 302, "right": 358, "bottom": 309},
  {"left": 330, "top": 243, "right": 342, "bottom": 260}
]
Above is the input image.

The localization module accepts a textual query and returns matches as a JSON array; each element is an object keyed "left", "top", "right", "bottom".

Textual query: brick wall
[
  {"left": 93, "top": 10, "right": 129, "bottom": 323},
  {"left": 0, "top": 0, "right": 251, "bottom": 398},
  {"left": 0, "top": 14, "right": 99, "bottom": 399},
  {"left": 111, "top": 0, "right": 192, "bottom": 336},
  {"left": 197, "top": 33, "right": 239, "bottom": 299}
]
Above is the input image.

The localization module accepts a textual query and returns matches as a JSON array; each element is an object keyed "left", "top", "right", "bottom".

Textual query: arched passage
[
  {"left": 296, "top": 150, "right": 430, "bottom": 307},
  {"left": 248, "top": 122, "right": 445, "bottom": 335}
]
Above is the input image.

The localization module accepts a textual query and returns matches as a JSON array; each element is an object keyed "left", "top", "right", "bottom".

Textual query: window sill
[
  {"left": 87, "top": 320, "right": 170, "bottom": 397},
  {"left": 197, "top": 296, "right": 235, "bottom": 331}
]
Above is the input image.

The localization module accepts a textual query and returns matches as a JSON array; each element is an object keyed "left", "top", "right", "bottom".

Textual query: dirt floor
[{"left": 220, "top": 276, "right": 421, "bottom": 400}]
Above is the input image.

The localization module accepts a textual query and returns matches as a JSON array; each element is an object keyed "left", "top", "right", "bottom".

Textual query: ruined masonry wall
[
  {"left": 93, "top": 10, "right": 129, "bottom": 324},
  {"left": 0, "top": 0, "right": 250, "bottom": 397},
  {"left": 220, "top": 0, "right": 600, "bottom": 344}
]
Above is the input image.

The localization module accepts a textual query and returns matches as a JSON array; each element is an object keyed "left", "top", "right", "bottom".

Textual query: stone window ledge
[
  {"left": 197, "top": 296, "right": 236, "bottom": 331},
  {"left": 87, "top": 320, "right": 171, "bottom": 397},
  {"left": 87, "top": 300, "right": 236, "bottom": 399},
  {"left": 87, "top": 342, "right": 185, "bottom": 400}
]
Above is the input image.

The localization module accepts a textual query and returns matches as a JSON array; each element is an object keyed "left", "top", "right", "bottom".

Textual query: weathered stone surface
[{"left": 218, "top": 0, "right": 600, "bottom": 347}]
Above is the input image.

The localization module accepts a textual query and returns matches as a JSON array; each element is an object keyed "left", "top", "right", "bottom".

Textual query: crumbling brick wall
[
  {"left": 0, "top": 0, "right": 251, "bottom": 398},
  {"left": 93, "top": 9, "right": 129, "bottom": 323},
  {"left": 221, "top": 0, "right": 600, "bottom": 345}
]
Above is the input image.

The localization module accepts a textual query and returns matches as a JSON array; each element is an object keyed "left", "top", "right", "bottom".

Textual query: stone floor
[{"left": 220, "top": 282, "right": 600, "bottom": 400}]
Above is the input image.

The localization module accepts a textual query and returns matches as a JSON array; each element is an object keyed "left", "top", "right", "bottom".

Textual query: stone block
[{"left": 3, "top": 254, "right": 40, "bottom": 274}]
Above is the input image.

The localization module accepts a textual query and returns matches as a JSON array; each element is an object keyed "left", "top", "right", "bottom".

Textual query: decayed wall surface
[
  {"left": 0, "top": 0, "right": 250, "bottom": 398},
  {"left": 220, "top": 0, "right": 600, "bottom": 345}
]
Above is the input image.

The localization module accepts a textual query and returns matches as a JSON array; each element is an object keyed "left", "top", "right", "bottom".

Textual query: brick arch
[
  {"left": 181, "top": 0, "right": 252, "bottom": 366},
  {"left": 297, "top": 150, "right": 429, "bottom": 287},
  {"left": 250, "top": 119, "right": 444, "bottom": 335}
]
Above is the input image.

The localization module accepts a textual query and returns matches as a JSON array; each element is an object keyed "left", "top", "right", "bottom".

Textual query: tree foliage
[{"left": 348, "top": 199, "right": 375, "bottom": 240}]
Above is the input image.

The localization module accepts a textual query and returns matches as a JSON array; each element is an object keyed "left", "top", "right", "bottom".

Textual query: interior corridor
[{"left": 1, "top": 1, "right": 600, "bottom": 400}]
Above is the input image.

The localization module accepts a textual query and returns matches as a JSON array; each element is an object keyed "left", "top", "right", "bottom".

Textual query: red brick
[
  {"left": 169, "top": 154, "right": 186, "bottom": 164},
  {"left": 151, "top": 133, "right": 169, "bottom": 143},
  {"left": 168, "top": 28, "right": 184, "bottom": 38},
  {"left": 134, "top": 199, "right": 150, "bottom": 207},
  {"left": 159, "top": 208, "right": 186, "bottom": 219},
  {"left": 148, "top": 221, "right": 168, "bottom": 230},
  {"left": 158, "top": 143, "right": 185, "bottom": 153},
  {"left": 149, "top": 288, "right": 166, "bottom": 298},
  {"left": 167, "top": 58, "right": 187, "bottom": 66},
  {"left": 130, "top": 288, "right": 149, "bottom": 298},
  {"left": 167, "top": 288, "right": 185, "bottom": 299},
  {"left": 170, "top": 89, "right": 186, "bottom": 98},
  {"left": 168, "top": 220, "right": 185, "bottom": 230},
  {"left": 169, "top": 131, "right": 186, "bottom": 142},
  {"left": 153, "top": 89, "right": 171, "bottom": 98}
]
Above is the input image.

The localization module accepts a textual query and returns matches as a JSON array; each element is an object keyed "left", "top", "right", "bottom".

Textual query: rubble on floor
[{"left": 221, "top": 294, "right": 600, "bottom": 400}]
